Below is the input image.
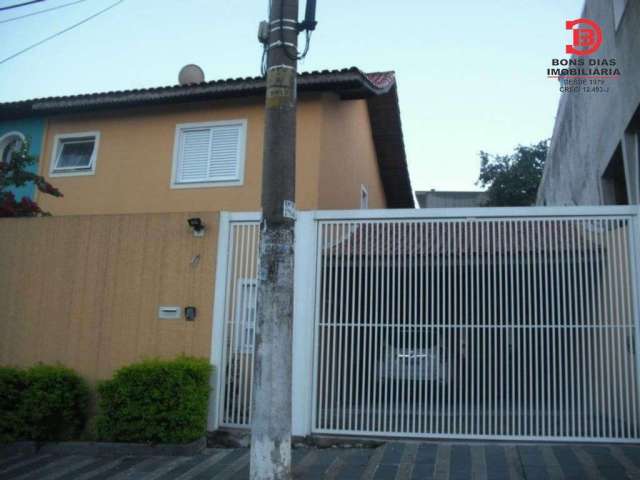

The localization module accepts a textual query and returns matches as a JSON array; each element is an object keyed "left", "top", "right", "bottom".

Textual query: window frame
[
  {"left": 360, "top": 184, "right": 369, "bottom": 209},
  {"left": 0, "top": 131, "right": 25, "bottom": 164},
  {"left": 170, "top": 119, "right": 247, "bottom": 189},
  {"left": 49, "top": 131, "right": 100, "bottom": 177}
]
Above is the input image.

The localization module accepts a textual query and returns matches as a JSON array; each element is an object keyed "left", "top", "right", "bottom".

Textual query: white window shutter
[
  {"left": 209, "top": 124, "right": 241, "bottom": 180},
  {"left": 176, "top": 122, "right": 243, "bottom": 184},
  {"left": 178, "top": 128, "right": 211, "bottom": 183}
]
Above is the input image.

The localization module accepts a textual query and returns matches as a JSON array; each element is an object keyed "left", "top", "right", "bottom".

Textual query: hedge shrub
[
  {"left": 0, "top": 364, "right": 89, "bottom": 443},
  {"left": 96, "top": 357, "right": 212, "bottom": 444},
  {"left": 0, "top": 367, "right": 27, "bottom": 443},
  {"left": 21, "top": 364, "right": 90, "bottom": 441}
]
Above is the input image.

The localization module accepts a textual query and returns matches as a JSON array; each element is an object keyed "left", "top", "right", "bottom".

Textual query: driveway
[{"left": 1, "top": 442, "right": 640, "bottom": 479}]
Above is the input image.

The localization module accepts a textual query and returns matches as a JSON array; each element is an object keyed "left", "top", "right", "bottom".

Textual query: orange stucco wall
[
  {"left": 0, "top": 212, "right": 218, "bottom": 382},
  {"left": 318, "top": 94, "right": 386, "bottom": 209},
  {"left": 35, "top": 93, "right": 385, "bottom": 216}
]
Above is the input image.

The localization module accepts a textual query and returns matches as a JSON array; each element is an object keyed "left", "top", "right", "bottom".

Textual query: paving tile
[
  {"left": 83, "top": 457, "right": 146, "bottom": 480},
  {"left": 449, "top": 445, "right": 471, "bottom": 478},
  {"left": 517, "top": 445, "right": 546, "bottom": 466},
  {"left": 0, "top": 454, "right": 56, "bottom": 480},
  {"left": 373, "top": 464, "right": 399, "bottom": 479}
]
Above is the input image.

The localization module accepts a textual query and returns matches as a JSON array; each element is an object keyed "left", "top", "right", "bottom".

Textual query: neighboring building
[
  {"left": 416, "top": 189, "right": 487, "bottom": 208},
  {"left": 0, "top": 68, "right": 413, "bottom": 215},
  {"left": 0, "top": 117, "right": 45, "bottom": 200},
  {"left": 537, "top": 0, "right": 640, "bottom": 205}
]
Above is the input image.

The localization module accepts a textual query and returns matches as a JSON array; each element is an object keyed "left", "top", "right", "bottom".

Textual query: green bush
[
  {"left": 21, "top": 364, "right": 90, "bottom": 441},
  {"left": 96, "top": 357, "right": 212, "bottom": 444},
  {"left": 0, "top": 367, "right": 27, "bottom": 443},
  {"left": 0, "top": 364, "right": 89, "bottom": 443}
]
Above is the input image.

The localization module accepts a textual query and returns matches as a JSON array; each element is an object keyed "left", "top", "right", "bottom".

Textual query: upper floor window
[
  {"left": 614, "top": 0, "right": 628, "bottom": 30},
  {"left": 50, "top": 132, "right": 99, "bottom": 177},
  {"left": 171, "top": 120, "right": 246, "bottom": 188},
  {"left": 0, "top": 132, "right": 24, "bottom": 164}
]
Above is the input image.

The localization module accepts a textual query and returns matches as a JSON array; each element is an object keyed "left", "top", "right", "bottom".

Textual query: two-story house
[{"left": 0, "top": 67, "right": 413, "bottom": 387}]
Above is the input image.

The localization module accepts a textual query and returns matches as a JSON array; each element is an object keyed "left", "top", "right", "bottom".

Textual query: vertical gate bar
[
  {"left": 576, "top": 220, "right": 586, "bottom": 438},
  {"left": 410, "top": 222, "right": 417, "bottom": 434},
  {"left": 614, "top": 219, "right": 628, "bottom": 437},
  {"left": 438, "top": 221, "right": 444, "bottom": 435},
  {"left": 430, "top": 222, "right": 435, "bottom": 434},
  {"left": 452, "top": 221, "right": 458, "bottom": 435},
  {"left": 232, "top": 225, "right": 247, "bottom": 424},
  {"left": 339, "top": 222, "right": 347, "bottom": 431},
  {"left": 217, "top": 220, "right": 233, "bottom": 427},
  {"left": 498, "top": 221, "right": 504, "bottom": 436},
  {"left": 533, "top": 220, "right": 540, "bottom": 437},
  {"left": 355, "top": 222, "right": 363, "bottom": 432},
  {"left": 372, "top": 222, "right": 379, "bottom": 433},
  {"left": 347, "top": 222, "right": 355, "bottom": 433},
  {"left": 363, "top": 222, "right": 370, "bottom": 432},
  {"left": 541, "top": 220, "right": 549, "bottom": 437},
  {"left": 517, "top": 219, "right": 523, "bottom": 437},
  {"left": 481, "top": 220, "right": 487, "bottom": 436},
  {"left": 401, "top": 222, "right": 408, "bottom": 434},
  {"left": 384, "top": 222, "right": 390, "bottom": 433},
  {"left": 621, "top": 219, "right": 637, "bottom": 438},
  {"left": 560, "top": 220, "right": 568, "bottom": 438},
  {"left": 553, "top": 219, "right": 561, "bottom": 437},
  {"left": 329, "top": 223, "right": 338, "bottom": 430},
  {"left": 604, "top": 219, "right": 614, "bottom": 438},
  {"left": 419, "top": 222, "right": 425, "bottom": 434},
  {"left": 314, "top": 223, "right": 325, "bottom": 430},
  {"left": 612, "top": 220, "right": 622, "bottom": 438},
  {"left": 596, "top": 219, "right": 606, "bottom": 439},
  {"left": 620, "top": 219, "right": 632, "bottom": 438},
  {"left": 241, "top": 225, "right": 255, "bottom": 423},
  {"left": 570, "top": 220, "right": 578, "bottom": 437},
  {"left": 465, "top": 221, "right": 469, "bottom": 435},
  {"left": 509, "top": 220, "right": 515, "bottom": 436},
  {"left": 447, "top": 221, "right": 452, "bottom": 434},
  {"left": 238, "top": 224, "right": 250, "bottom": 424},
  {"left": 585, "top": 219, "right": 596, "bottom": 439},
  {"left": 436, "top": 222, "right": 441, "bottom": 434},
  {"left": 225, "top": 225, "right": 241, "bottom": 424},
  {"left": 492, "top": 221, "right": 497, "bottom": 436},
  {"left": 626, "top": 211, "right": 640, "bottom": 439},
  {"left": 526, "top": 221, "right": 533, "bottom": 437},
  {"left": 245, "top": 225, "right": 258, "bottom": 424}
]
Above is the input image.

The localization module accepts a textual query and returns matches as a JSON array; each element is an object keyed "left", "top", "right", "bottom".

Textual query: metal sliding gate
[
  {"left": 214, "top": 207, "right": 640, "bottom": 442},
  {"left": 312, "top": 208, "right": 640, "bottom": 442}
]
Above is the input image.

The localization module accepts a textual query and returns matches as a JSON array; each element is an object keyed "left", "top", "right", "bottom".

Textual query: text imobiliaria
[{"left": 547, "top": 58, "right": 620, "bottom": 77}]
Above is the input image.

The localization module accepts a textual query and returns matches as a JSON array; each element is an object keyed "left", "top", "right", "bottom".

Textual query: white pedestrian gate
[{"left": 211, "top": 206, "right": 640, "bottom": 443}]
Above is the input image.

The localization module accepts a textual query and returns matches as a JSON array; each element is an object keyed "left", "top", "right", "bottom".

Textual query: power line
[
  {"left": 0, "top": 0, "right": 124, "bottom": 65},
  {"left": 0, "top": 0, "right": 45, "bottom": 12},
  {"left": 0, "top": 0, "right": 89, "bottom": 24}
]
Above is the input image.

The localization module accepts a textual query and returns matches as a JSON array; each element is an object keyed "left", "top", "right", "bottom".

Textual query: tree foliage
[
  {"left": 476, "top": 140, "right": 549, "bottom": 207},
  {"left": 0, "top": 139, "right": 62, "bottom": 217}
]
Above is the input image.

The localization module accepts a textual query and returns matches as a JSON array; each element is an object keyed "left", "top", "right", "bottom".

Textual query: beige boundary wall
[{"left": 0, "top": 212, "right": 219, "bottom": 383}]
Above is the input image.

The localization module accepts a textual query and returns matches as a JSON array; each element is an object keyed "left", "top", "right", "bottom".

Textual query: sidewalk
[{"left": 1, "top": 441, "right": 640, "bottom": 479}]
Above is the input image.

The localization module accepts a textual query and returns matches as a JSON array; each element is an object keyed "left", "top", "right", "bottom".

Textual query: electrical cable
[
  {"left": 0, "top": 0, "right": 89, "bottom": 25},
  {"left": 0, "top": 0, "right": 45, "bottom": 12},
  {"left": 0, "top": 0, "right": 124, "bottom": 65}
]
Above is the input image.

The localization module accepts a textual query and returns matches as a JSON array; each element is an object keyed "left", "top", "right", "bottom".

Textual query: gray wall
[
  {"left": 537, "top": 0, "right": 640, "bottom": 206},
  {"left": 416, "top": 190, "right": 487, "bottom": 208}
]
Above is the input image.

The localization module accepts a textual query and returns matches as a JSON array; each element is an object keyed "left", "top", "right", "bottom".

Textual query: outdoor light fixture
[{"left": 187, "top": 217, "right": 205, "bottom": 237}]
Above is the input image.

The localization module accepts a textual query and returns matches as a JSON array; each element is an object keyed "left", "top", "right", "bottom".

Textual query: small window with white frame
[
  {"left": 0, "top": 131, "right": 25, "bottom": 164},
  {"left": 172, "top": 120, "right": 246, "bottom": 188},
  {"left": 50, "top": 132, "right": 99, "bottom": 176},
  {"left": 360, "top": 184, "right": 369, "bottom": 209}
]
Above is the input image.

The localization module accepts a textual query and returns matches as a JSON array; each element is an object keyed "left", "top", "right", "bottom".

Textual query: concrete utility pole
[{"left": 251, "top": 0, "right": 299, "bottom": 479}]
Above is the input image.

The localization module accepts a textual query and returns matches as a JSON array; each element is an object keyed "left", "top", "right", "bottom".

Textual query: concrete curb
[{"left": 2, "top": 437, "right": 206, "bottom": 457}]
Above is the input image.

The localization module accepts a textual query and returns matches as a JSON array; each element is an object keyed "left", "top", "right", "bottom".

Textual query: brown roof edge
[
  {"left": 367, "top": 83, "right": 415, "bottom": 208},
  {"left": 0, "top": 67, "right": 393, "bottom": 120}
]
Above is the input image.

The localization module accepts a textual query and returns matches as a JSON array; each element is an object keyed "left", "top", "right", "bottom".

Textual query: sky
[{"left": 0, "top": 0, "right": 585, "bottom": 192}]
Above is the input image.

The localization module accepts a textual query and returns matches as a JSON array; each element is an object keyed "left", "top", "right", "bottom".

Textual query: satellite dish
[{"left": 178, "top": 64, "right": 205, "bottom": 85}]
